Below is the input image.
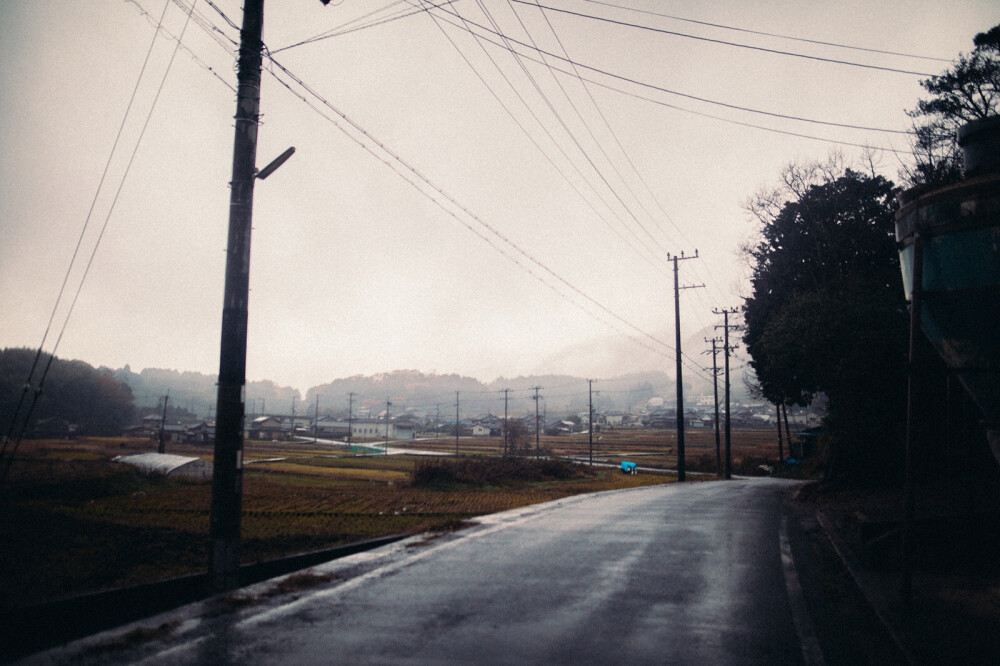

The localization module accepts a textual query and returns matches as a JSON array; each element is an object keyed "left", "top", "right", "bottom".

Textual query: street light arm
[{"left": 256, "top": 146, "right": 295, "bottom": 180}]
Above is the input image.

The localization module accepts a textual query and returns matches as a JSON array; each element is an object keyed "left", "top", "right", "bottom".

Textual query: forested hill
[
  {"left": 306, "top": 370, "right": 675, "bottom": 418},
  {"left": 0, "top": 348, "right": 135, "bottom": 436},
  {"left": 114, "top": 365, "right": 301, "bottom": 416},
  {"left": 2, "top": 347, "right": 683, "bottom": 427}
]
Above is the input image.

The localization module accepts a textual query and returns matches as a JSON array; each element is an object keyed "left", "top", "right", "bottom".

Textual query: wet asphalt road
[{"left": 28, "top": 478, "right": 809, "bottom": 665}]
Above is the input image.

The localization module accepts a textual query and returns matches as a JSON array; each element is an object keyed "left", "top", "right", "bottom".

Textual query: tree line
[
  {"left": 1, "top": 348, "right": 136, "bottom": 438},
  {"left": 741, "top": 24, "right": 999, "bottom": 486}
]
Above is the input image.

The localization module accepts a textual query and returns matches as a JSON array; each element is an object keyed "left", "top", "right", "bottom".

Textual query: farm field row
[{"left": 2, "top": 435, "right": 710, "bottom": 608}]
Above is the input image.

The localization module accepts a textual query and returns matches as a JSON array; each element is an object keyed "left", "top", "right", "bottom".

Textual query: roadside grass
[{"left": 0, "top": 430, "right": 795, "bottom": 609}]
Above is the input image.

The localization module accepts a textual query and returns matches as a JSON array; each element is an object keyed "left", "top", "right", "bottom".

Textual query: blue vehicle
[{"left": 621, "top": 461, "right": 637, "bottom": 475}]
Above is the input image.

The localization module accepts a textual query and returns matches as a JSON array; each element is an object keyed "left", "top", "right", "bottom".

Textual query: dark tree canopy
[
  {"left": 906, "top": 23, "right": 1000, "bottom": 185},
  {"left": 742, "top": 167, "right": 909, "bottom": 485},
  {"left": 1, "top": 348, "right": 136, "bottom": 437}
]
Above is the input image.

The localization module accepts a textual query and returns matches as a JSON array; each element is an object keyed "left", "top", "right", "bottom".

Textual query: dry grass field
[{"left": 0, "top": 429, "right": 800, "bottom": 610}]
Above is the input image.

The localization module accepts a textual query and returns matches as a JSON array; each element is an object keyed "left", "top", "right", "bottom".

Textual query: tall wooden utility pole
[
  {"left": 209, "top": 0, "right": 265, "bottom": 593},
  {"left": 668, "top": 250, "right": 703, "bottom": 482},
  {"left": 455, "top": 392, "right": 460, "bottom": 455},
  {"left": 714, "top": 307, "right": 739, "bottom": 480},
  {"left": 209, "top": 0, "right": 328, "bottom": 593}
]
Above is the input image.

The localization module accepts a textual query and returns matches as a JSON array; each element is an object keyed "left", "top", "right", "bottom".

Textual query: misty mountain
[
  {"left": 529, "top": 325, "right": 755, "bottom": 405},
  {"left": 114, "top": 366, "right": 301, "bottom": 417},
  {"left": 108, "top": 348, "right": 754, "bottom": 421}
]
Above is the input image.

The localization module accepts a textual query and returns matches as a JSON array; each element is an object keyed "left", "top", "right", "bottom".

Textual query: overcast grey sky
[{"left": 0, "top": 0, "right": 995, "bottom": 392}]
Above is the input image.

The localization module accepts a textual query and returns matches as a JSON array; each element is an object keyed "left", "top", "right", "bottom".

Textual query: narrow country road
[{"left": 28, "top": 478, "right": 817, "bottom": 665}]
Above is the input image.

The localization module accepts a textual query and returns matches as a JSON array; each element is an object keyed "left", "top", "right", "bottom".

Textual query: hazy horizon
[{"left": 2, "top": 2, "right": 990, "bottom": 396}]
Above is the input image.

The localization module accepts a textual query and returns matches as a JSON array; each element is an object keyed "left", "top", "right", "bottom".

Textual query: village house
[{"left": 248, "top": 416, "right": 284, "bottom": 441}]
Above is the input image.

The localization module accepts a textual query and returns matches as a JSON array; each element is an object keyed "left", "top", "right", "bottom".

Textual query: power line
[
  {"left": 510, "top": 0, "right": 937, "bottom": 76},
  {"left": 579, "top": 0, "right": 953, "bottom": 64},
  {"left": 128, "top": 0, "right": 237, "bottom": 91},
  {"left": 263, "top": 52, "right": 683, "bottom": 363},
  {"left": 420, "top": 0, "right": 674, "bottom": 275},
  {"left": 3, "top": 0, "right": 199, "bottom": 484},
  {"left": 119, "top": 1, "right": 729, "bottom": 387},
  {"left": 519, "top": 0, "right": 691, "bottom": 254},
  {"left": 272, "top": 0, "right": 462, "bottom": 54},
  {"left": 482, "top": 0, "right": 674, "bottom": 258},
  {"left": 424, "top": 3, "right": 916, "bottom": 135}
]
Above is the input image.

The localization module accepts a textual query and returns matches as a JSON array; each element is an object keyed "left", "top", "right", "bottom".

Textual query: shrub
[{"left": 412, "top": 457, "right": 593, "bottom": 487}]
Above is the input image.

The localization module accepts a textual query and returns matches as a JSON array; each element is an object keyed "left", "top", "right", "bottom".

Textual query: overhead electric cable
[
  {"left": 416, "top": 0, "right": 671, "bottom": 275},
  {"left": 509, "top": 0, "right": 937, "bottom": 76},
  {"left": 518, "top": 0, "right": 687, "bottom": 258},
  {"left": 263, "top": 52, "right": 682, "bottom": 362},
  {"left": 129, "top": 0, "right": 237, "bottom": 90},
  {"left": 425, "top": 2, "right": 915, "bottom": 135},
  {"left": 4, "top": 0, "right": 200, "bottom": 483},
  {"left": 580, "top": 0, "right": 953, "bottom": 63},
  {"left": 272, "top": 0, "right": 459, "bottom": 53},
  {"left": 201, "top": 0, "right": 241, "bottom": 32},
  {"left": 519, "top": 0, "right": 763, "bottom": 313},
  {"left": 498, "top": 0, "right": 674, "bottom": 258},
  {"left": 3, "top": 0, "right": 175, "bottom": 469}
]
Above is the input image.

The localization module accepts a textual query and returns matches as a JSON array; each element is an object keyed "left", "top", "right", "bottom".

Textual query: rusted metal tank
[{"left": 895, "top": 116, "right": 1000, "bottom": 461}]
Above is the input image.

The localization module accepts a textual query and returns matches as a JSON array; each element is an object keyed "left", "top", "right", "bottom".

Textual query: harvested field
[{"left": 0, "top": 430, "right": 804, "bottom": 609}]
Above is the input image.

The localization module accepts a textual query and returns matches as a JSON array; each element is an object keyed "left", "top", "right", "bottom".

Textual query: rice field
[
  {"left": 0, "top": 435, "right": 682, "bottom": 608},
  {"left": 0, "top": 429, "right": 798, "bottom": 608}
]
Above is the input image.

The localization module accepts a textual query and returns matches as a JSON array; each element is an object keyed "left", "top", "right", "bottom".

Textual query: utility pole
[
  {"left": 668, "top": 250, "right": 703, "bottom": 482},
  {"left": 531, "top": 387, "right": 541, "bottom": 456},
  {"left": 435, "top": 403, "right": 440, "bottom": 441},
  {"left": 209, "top": 0, "right": 328, "bottom": 593},
  {"left": 289, "top": 395, "right": 296, "bottom": 440},
  {"left": 782, "top": 404, "right": 791, "bottom": 462},
  {"left": 314, "top": 394, "right": 319, "bottom": 443},
  {"left": 384, "top": 399, "right": 391, "bottom": 455},
  {"left": 208, "top": 0, "right": 264, "bottom": 593},
  {"left": 347, "top": 392, "right": 354, "bottom": 448},
  {"left": 588, "top": 380, "right": 594, "bottom": 465},
  {"left": 455, "top": 392, "right": 460, "bottom": 456},
  {"left": 775, "top": 403, "right": 784, "bottom": 462},
  {"left": 158, "top": 392, "right": 169, "bottom": 455},
  {"left": 902, "top": 231, "right": 924, "bottom": 602},
  {"left": 714, "top": 307, "right": 739, "bottom": 480},
  {"left": 503, "top": 389, "right": 509, "bottom": 455},
  {"left": 704, "top": 337, "right": 723, "bottom": 477}
]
